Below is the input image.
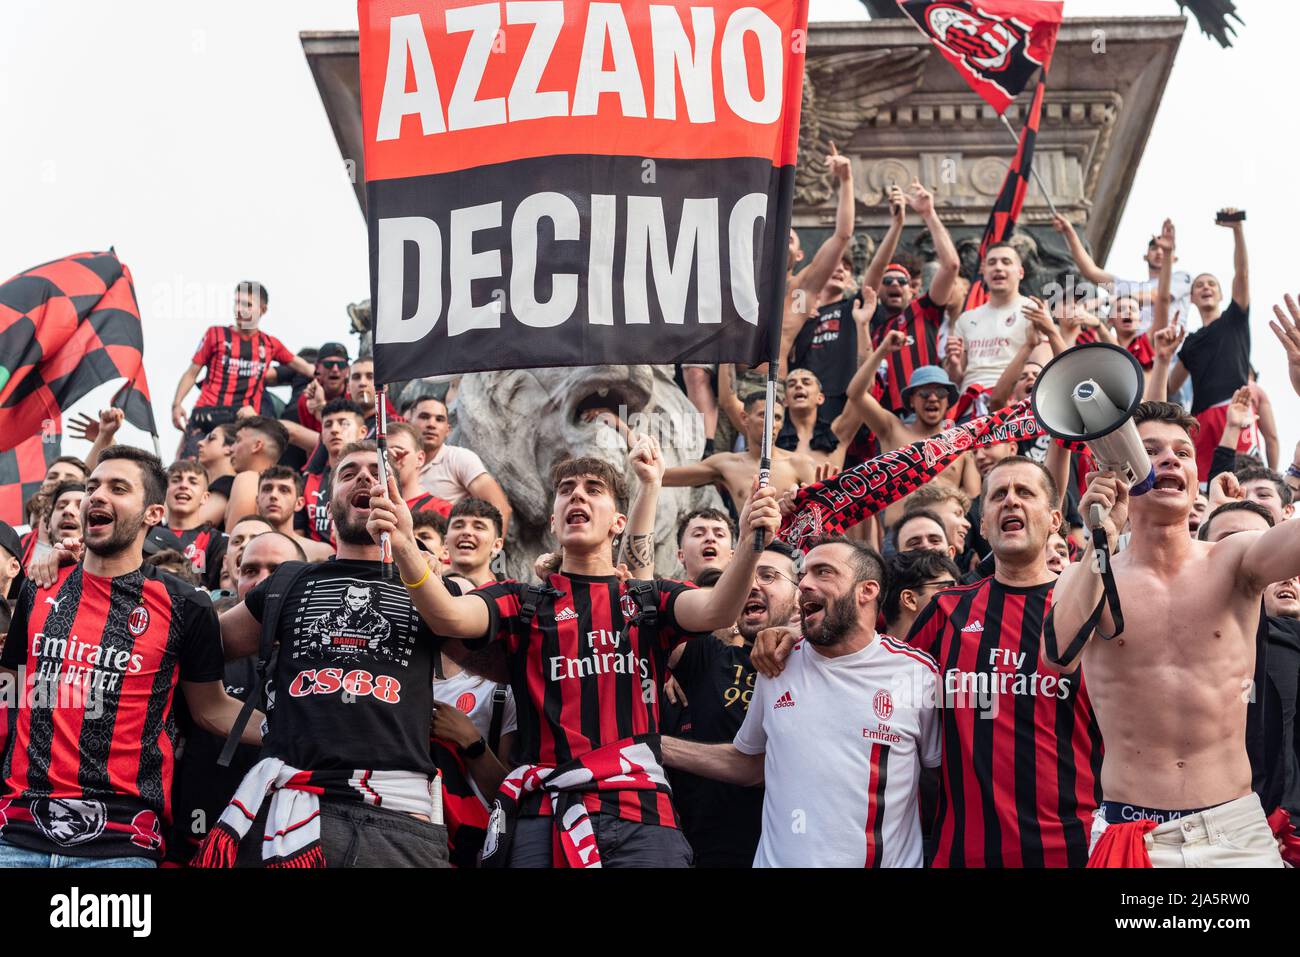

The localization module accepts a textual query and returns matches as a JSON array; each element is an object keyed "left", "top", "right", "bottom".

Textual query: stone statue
[{"left": 796, "top": 47, "right": 929, "bottom": 207}]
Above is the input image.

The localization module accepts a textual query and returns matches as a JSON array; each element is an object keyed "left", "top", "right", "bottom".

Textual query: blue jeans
[{"left": 0, "top": 838, "right": 156, "bottom": 868}]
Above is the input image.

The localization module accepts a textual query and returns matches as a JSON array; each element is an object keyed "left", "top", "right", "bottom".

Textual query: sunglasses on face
[
  {"left": 881, "top": 277, "right": 908, "bottom": 287},
  {"left": 913, "top": 387, "right": 947, "bottom": 401},
  {"left": 320, "top": 360, "right": 348, "bottom": 371}
]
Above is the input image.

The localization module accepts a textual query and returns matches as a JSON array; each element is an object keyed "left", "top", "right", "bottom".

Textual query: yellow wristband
[{"left": 401, "top": 566, "right": 431, "bottom": 590}]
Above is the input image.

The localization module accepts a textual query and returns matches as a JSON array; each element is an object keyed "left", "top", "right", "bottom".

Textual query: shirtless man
[
  {"left": 663, "top": 394, "right": 814, "bottom": 513},
  {"left": 719, "top": 365, "right": 859, "bottom": 472},
  {"left": 1048, "top": 400, "right": 1288, "bottom": 867},
  {"left": 848, "top": 331, "right": 980, "bottom": 530}
]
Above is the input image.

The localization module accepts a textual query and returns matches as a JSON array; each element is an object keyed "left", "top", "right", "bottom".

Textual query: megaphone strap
[{"left": 1044, "top": 527, "right": 1125, "bottom": 668}]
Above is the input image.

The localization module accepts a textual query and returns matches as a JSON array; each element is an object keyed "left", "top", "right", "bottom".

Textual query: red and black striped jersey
[
  {"left": 872, "top": 295, "right": 946, "bottom": 413},
  {"left": 906, "top": 576, "right": 1102, "bottom": 868},
  {"left": 0, "top": 564, "right": 224, "bottom": 860},
  {"left": 466, "top": 573, "right": 706, "bottom": 826},
  {"left": 169, "top": 524, "right": 228, "bottom": 590},
  {"left": 407, "top": 493, "right": 452, "bottom": 519},
  {"left": 301, "top": 471, "right": 333, "bottom": 544},
  {"left": 191, "top": 325, "right": 294, "bottom": 410}
]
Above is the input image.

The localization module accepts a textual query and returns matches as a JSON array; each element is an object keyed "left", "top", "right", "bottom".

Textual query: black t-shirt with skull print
[{"left": 244, "top": 559, "right": 452, "bottom": 776}]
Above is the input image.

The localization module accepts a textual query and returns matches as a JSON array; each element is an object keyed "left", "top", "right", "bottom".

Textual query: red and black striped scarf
[
  {"left": 779, "top": 400, "right": 1046, "bottom": 552},
  {"left": 480, "top": 736, "right": 670, "bottom": 869}
]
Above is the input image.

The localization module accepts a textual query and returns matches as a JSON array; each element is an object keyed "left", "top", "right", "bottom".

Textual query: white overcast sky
[{"left": 1, "top": 0, "right": 1294, "bottom": 457}]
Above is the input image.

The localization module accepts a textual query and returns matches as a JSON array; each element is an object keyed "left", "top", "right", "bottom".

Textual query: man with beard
[
  {"left": 661, "top": 538, "right": 940, "bottom": 867},
  {"left": 675, "top": 509, "right": 735, "bottom": 583},
  {"left": 848, "top": 346, "right": 980, "bottom": 531},
  {"left": 1050, "top": 400, "right": 1289, "bottom": 867},
  {"left": 369, "top": 456, "right": 780, "bottom": 867},
  {"left": 163, "top": 460, "right": 227, "bottom": 589},
  {"left": 28, "top": 481, "right": 85, "bottom": 572},
  {"left": 757, "top": 458, "right": 1102, "bottom": 866},
  {"left": 207, "top": 441, "right": 450, "bottom": 868},
  {"left": 0, "top": 446, "right": 257, "bottom": 867},
  {"left": 254, "top": 467, "right": 333, "bottom": 562},
  {"left": 660, "top": 542, "right": 799, "bottom": 867}
]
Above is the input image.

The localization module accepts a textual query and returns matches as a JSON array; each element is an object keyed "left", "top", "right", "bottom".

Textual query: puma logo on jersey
[{"left": 44, "top": 597, "right": 63, "bottom": 613}]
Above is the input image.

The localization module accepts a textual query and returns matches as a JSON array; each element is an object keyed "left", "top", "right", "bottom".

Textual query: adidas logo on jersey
[
  {"left": 773, "top": 690, "right": 796, "bottom": 710},
  {"left": 554, "top": 607, "right": 577, "bottom": 622},
  {"left": 961, "top": 620, "right": 984, "bottom": 634}
]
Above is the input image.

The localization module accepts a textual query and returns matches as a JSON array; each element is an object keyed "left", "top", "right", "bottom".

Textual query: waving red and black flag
[
  {"left": 357, "top": 0, "right": 809, "bottom": 381},
  {"left": 0, "top": 430, "right": 60, "bottom": 528},
  {"left": 962, "top": 75, "right": 1046, "bottom": 311},
  {"left": 0, "top": 249, "right": 157, "bottom": 454},
  {"left": 896, "top": 0, "right": 1062, "bottom": 114}
]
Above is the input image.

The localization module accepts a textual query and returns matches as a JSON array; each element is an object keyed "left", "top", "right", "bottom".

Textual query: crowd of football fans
[{"left": 2, "top": 147, "right": 1300, "bottom": 869}]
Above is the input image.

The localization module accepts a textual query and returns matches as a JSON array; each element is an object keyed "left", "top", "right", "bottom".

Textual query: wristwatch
[{"left": 459, "top": 737, "right": 487, "bottom": 759}]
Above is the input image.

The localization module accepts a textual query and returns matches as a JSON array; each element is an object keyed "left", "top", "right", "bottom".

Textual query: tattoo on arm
[{"left": 624, "top": 534, "right": 655, "bottom": 573}]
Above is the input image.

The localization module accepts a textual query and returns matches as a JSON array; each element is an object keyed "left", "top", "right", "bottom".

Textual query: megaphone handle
[{"left": 1089, "top": 503, "right": 1106, "bottom": 531}]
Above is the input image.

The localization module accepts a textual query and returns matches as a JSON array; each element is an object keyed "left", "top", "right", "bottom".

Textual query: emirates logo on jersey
[
  {"left": 127, "top": 606, "right": 150, "bottom": 636},
  {"left": 456, "top": 691, "right": 477, "bottom": 713},
  {"left": 873, "top": 689, "right": 894, "bottom": 721}
]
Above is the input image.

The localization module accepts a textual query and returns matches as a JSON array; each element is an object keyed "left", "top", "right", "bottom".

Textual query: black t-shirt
[
  {"left": 661, "top": 635, "right": 763, "bottom": 867},
  {"left": 208, "top": 474, "right": 234, "bottom": 502},
  {"left": 1266, "top": 617, "right": 1300, "bottom": 816},
  {"left": 1178, "top": 301, "right": 1250, "bottom": 414},
  {"left": 244, "top": 559, "right": 447, "bottom": 775},
  {"left": 791, "top": 295, "right": 859, "bottom": 422}
]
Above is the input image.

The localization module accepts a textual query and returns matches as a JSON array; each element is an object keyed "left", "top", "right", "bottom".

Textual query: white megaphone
[{"left": 1030, "top": 342, "right": 1155, "bottom": 497}]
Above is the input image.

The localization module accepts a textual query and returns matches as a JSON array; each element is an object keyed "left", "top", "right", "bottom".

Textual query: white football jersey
[{"left": 735, "top": 635, "right": 940, "bottom": 867}]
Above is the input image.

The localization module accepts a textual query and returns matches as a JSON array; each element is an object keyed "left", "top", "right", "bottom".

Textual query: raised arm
[
  {"left": 912, "top": 181, "right": 959, "bottom": 308},
  {"left": 660, "top": 736, "right": 764, "bottom": 786},
  {"left": 673, "top": 480, "right": 780, "bottom": 633},
  {"left": 618, "top": 433, "right": 664, "bottom": 579},
  {"left": 369, "top": 475, "right": 492, "bottom": 638},
  {"left": 1219, "top": 208, "right": 1249, "bottom": 309},
  {"left": 794, "top": 144, "right": 854, "bottom": 297},
  {"left": 988, "top": 333, "right": 1039, "bottom": 410},
  {"left": 863, "top": 184, "right": 906, "bottom": 292},
  {"left": 1143, "top": 325, "right": 1186, "bottom": 403},
  {"left": 1041, "top": 470, "right": 1129, "bottom": 674},
  {"left": 1023, "top": 297, "right": 1066, "bottom": 356},
  {"left": 1051, "top": 214, "right": 1113, "bottom": 286},
  {"left": 1150, "top": 219, "right": 1175, "bottom": 336},
  {"left": 845, "top": 330, "right": 906, "bottom": 441},
  {"left": 1255, "top": 388, "right": 1279, "bottom": 471},
  {"left": 851, "top": 286, "right": 879, "bottom": 366},
  {"left": 68, "top": 408, "right": 124, "bottom": 472},
  {"left": 717, "top": 363, "right": 745, "bottom": 433},
  {"left": 662, "top": 456, "right": 725, "bottom": 489}
]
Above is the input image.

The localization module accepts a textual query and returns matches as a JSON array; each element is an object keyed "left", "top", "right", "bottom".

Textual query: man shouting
[{"left": 1050, "top": 401, "right": 1291, "bottom": 867}]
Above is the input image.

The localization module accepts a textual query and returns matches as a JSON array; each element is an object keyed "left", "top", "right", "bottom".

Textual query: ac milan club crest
[
  {"left": 873, "top": 689, "right": 894, "bottom": 721},
  {"left": 127, "top": 605, "right": 150, "bottom": 636},
  {"left": 620, "top": 593, "right": 639, "bottom": 622}
]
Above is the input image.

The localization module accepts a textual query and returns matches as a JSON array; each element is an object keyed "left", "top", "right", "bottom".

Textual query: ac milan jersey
[
  {"left": 1074, "top": 327, "right": 1155, "bottom": 370},
  {"left": 872, "top": 295, "right": 945, "bottom": 412},
  {"left": 300, "top": 471, "right": 333, "bottom": 543},
  {"left": 735, "top": 635, "right": 940, "bottom": 867},
  {"left": 192, "top": 325, "right": 294, "bottom": 410},
  {"left": 170, "top": 524, "right": 228, "bottom": 590},
  {"left": 408, "top": 492, "right": 452, "bottom": 519},
  {"left": 906, "top": 577, "right": 1102, "bottom": 868},
  {"left": 467, "top": 573, "right": 705, "bottom": 825},
  {"left": 0, "top": 564, "right": 224, "bottom": 859}
]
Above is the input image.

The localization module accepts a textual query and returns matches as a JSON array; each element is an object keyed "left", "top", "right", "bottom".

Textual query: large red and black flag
[
  {"left": 0, "top": 431, "right": 60, "bottom": 529},
  {"left": 358, "top": 0, "right": 809, "bottom": 381},
  {"left": 896, "top": 0, "right": 1061, "bottom": 113},
  {"left": 897, "top": 1, "right": 1061, "bottom": 311},
  {"left": 0, "top": 249, "right": 157, "bottom": 453}
]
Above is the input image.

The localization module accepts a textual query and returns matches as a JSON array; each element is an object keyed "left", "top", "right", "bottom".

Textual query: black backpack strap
[
  {"left": 624, "top": 580, "right": 659, "bottom": 643},
  {"left": 487, "top": 685, "right": 508, "bottom": 755},
  {"left": 1043, "top": 525, "right": 1124, "bottom": 669},
  {"left": 217, "top": 561, "right": 311, "bottom": 767}
]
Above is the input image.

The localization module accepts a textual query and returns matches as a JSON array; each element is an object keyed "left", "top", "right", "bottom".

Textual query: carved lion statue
[{"left": 447, "top": 365, "right": 724, "bottom": 581}]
